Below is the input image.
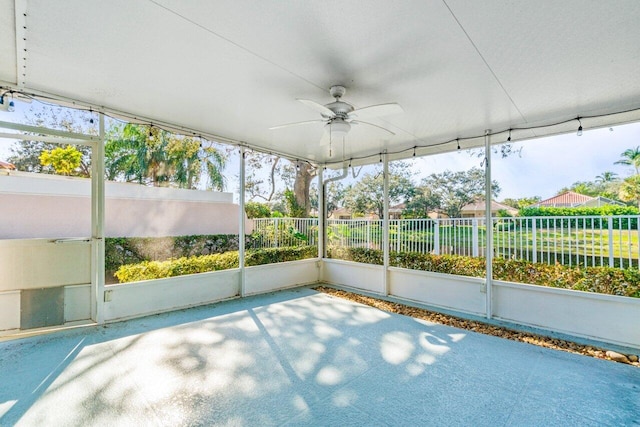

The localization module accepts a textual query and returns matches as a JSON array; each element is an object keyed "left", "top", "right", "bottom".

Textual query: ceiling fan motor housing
[
  {"left": 329, "top": 85, "right": 346, "bottom": 99},
  {"left": 325, "top": 86, "right": 353, "bottom": 118},
  {"left": 326, "top": 101, "right": 354, "bottom": 118},
  {"left": 270, "top": 84, "right": 400, "bottom": 137}
]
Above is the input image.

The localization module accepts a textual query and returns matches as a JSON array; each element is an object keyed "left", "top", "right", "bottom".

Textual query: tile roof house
[
  {"left": 533, "top": 191, "right": 624, "bottom": 208},
  {"left": 460, "top": 200, "right": 518, "bottom": 218}
]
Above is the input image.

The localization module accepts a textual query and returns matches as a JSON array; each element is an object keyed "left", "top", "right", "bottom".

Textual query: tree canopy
[
  {"left": 39, "top": 145, "right": 82, "bottom": 176},
  {"left": 501, "top": 197, "right": 541, "bottom": 210},
  {"left": 619, "top": 175, "right": 640, "bottom": 208},
  {"left": 342, "top": 163, "right": 416, "bottom": 219},
  {"left": 310, "top": 181, "right": 344, "bottom": 218},
  {"left": 404, "top": 186, "right": 441, "bottom": 218},
  {"left": 421, "top": 167, "right": 500, "bottom": 218},
  {"left": 7, "top": 106, "right": 228, "bottom": 191},
  {"left": 8, "top": 105, "right": 93, "bottom": 176},
  {"left": 105, "top": 124, "right": 226, "bottom": 190},
  {"left": 244, "top": 152, "right": 317, "bottom": 217},
  {"left": 557, "top": 173, "right": 622, "bottom": 202}
]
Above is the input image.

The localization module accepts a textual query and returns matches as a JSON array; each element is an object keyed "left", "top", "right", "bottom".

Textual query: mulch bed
[{"left": 313, "top": 286, "right": 639, "bottom": 367}]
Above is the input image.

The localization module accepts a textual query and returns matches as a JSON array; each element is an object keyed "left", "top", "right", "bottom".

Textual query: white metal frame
[
  {"left": 0, "top": 118, "right": 105, "bottom": 325},
  {"left": 2, "top": 106, "right": 637, "bottom": 351},
  {"left": 239, "top": 147, "right": 246, "bottom": 297},
  {"left": 483, "top": 130, "right": 493, "bottom": 319}
]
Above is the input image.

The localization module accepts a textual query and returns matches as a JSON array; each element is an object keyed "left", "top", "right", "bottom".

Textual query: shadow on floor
[{"left": 1, "top": 287, "right": 638, "bottom": 426}]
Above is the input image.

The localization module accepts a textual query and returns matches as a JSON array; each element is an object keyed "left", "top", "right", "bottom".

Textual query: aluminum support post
[
  {"left": 239, "top": 148, "right": 246, "bottom": 297},
  {"left": 383, "top": 151, "right": 390, "bottom": 295},
  {"left": 91, "top": 113, "right": 106, "bottom": 324},
  {"left": 317, "top": 167, "right": 325, "bottom": 259},
  {"left": 484, "top": 130, "right": 493, "bottom": 319}
]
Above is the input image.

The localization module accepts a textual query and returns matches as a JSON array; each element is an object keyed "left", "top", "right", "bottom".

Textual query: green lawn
[{"left": 327, "top": 224, "right": 640, "bottom": 267}]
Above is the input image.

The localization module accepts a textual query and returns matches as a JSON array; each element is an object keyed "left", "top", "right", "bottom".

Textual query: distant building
[
  {"left": 389, "top": 203, "right": 404, "bottom": 219},
  {"left": 460, "top": 200, "right": 518, "bottom": 218},
  {"left": 330, "top": 207, "right": 353, "bottom": 220},
  {"left": 532, "top": 191, "right": 624, "bottom": 208},
  {"left": 0, "top": 160, "right": 16, "bottom": 170}
]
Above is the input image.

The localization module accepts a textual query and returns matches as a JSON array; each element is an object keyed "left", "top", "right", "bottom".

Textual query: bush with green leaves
[
  {"left": 328, "top": 247, "right": 640, "bottom": 298},
  {"left": 519, "top": 206, "right": 639, "bottom": 228},
  {"left": 105, "top": 234, "right": 247, "bottom": 274},
  {"left": 114, "top": 246, "right": 317, "bottom": 283},
  {"left": 245, "top": 202, "right": 271, "bottom": 218}
]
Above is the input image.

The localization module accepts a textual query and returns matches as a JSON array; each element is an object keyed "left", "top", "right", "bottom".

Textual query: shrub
[
  {"left": 519, "top": 205, "right": 639, "bottom": 217},
  {"left": 519, "top": 206, "right": 639, "bottom": 228},
  {"left": 328, "top": 247, "right": 384, "bottom": 265},
  {"left": 245, "top": 246, "right": 317, "bottom": 266},
  {"left": 329, "top": 247, "right": 640, "bottom": 298},
  {"left": 105, "top": 234, "right": 247, "bottom": 273},
  {"left": 114, "top": 251, "right": 240, "bottom": 283},
  {"left": 245, "top": 202, "right": 271, "bottom": 218},
  {"left": 114, "top": 246, "right": 317, "bottom": 283}
]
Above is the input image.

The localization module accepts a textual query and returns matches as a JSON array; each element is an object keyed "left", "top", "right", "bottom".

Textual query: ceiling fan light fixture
[{"left": 326, "top": 120, "right": 351, "bottom": 138}]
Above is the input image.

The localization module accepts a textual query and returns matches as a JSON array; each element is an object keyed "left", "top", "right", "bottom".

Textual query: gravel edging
[{"left": 313, "top": 286, "right": 640, "bottom": 367}]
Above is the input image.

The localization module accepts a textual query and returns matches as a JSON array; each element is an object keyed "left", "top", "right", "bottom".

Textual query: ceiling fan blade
[
  {"left": 269, "top": 119, "right": 325, "bottom": 130},
  {"left": 348, "top": 103, "right": 403, "bottom": 119},
  {"left": 350, "top": 120, "right": 396, "bottom": 135},
  {"left": 297, "top": 99, "right": 336, "bottom": 118}
]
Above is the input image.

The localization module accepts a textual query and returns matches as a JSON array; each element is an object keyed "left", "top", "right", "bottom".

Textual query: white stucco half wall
[{"left": 0, "top": 172, "right": 252, "bottom": 238}]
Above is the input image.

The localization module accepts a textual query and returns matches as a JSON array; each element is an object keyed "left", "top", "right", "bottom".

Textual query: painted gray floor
[{"left": 0, "top": 287, "right": 638, "bottom": 426}]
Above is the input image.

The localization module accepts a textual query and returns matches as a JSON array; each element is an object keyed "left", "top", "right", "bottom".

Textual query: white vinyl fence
[
  {"left": 491, "top": 215, "right": 640, "bottom": 268},
  {"left": 327, "top": 219, "right": 383, "bottom": 250},
  {"left": 251, "top": 216, "right": 640, "bottom": 269},
  {"left": 250, "top": 218, "right": 317, "bottom": 248}
]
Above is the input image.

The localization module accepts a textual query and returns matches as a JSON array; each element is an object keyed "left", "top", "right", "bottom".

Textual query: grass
[{"left": 327, "top": 224, "right": 640, "bottom": 267}]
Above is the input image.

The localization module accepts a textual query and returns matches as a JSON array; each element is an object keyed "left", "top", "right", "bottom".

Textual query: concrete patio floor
[{"left": 0, "top": 287, "right": 638, "bottom": 426}]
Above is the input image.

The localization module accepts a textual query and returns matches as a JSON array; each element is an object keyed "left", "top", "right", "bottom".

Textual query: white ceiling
[{"left": 1, "top": 0, "right": 640, "bottom": 166}]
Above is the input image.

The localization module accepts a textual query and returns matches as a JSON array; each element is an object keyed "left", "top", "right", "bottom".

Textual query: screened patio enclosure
[{"left": 0, "top": 1, "right": 640, "bottom": 349}]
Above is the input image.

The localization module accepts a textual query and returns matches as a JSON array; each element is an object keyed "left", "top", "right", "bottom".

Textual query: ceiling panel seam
[
  {"left": 147, "top": 0, "right": 325, "bottom": 92},
  {"left": 442, "top": 0, "right": 526, "bottom": 123}
]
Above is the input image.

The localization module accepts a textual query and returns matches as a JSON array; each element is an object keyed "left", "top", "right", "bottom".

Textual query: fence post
[
  {"left": 366, "top": 220, "right": 371, "bottom": 249},
  {"left": 637, "top": 215, "right": 640, "bottom": 269},
  {"left": 472, "top": 218, "right": 479, "bottom": 257},
  {"left": 274, "top": 217, "right": 279, "bottom": 248},
  {"left": 608, "top": 216, "right": 614, "bottom": 267},
  {"left": 434, "top": 219, "right": 440, "bottom": 255},
  {"left": 532, "top": 219, "right": 537, "bottom": 263}
]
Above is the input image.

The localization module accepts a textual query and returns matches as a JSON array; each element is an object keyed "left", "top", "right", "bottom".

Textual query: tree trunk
[
  {"left": 266, "top": 157, "right": 280, "bottom": 201},
  {"left": 293, "top": 162, "right": 315, "bottom": 217}
]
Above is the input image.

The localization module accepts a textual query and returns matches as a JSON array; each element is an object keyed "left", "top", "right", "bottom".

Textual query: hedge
[
  {"left": 518, "top": 206, "right": 639, "bottom": 229},
  {"left": 114, "top": 246, "right": 317, "bottom": 283},
  {"left": 105, "top": 234, "right": 248, "bottom": 274},
  {"left": 328, "top": 247, "right": 640, "bottom": 298}
]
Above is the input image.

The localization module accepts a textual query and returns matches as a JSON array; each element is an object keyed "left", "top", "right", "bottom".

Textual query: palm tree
[
  {"left": 168, "top": 137, "right": 226, "bottom": 190},
  {"left": 595, "top": 171, "right": 619, "bottom": 184},
  {"left": 105, "top": 123, "right": 227, "bottom": 190},
  {"left": 104, "top": 124, "right": 170, "bottom": 185},
  {"left": 614, "top": 147, "right": 640, "bottom": 174}
]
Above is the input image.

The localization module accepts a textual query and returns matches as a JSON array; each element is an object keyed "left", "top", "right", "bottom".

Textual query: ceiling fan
[{"left": 269, "top": 85, "right": 403, "bottom": 140}]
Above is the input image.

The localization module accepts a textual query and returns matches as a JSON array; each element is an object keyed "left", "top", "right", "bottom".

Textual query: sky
[
  {"left": 408, "top": 122, "right": 639, "bottom": 200},
  {"left": 1, "top": 99, "right": 639, "bottom": 202}
]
